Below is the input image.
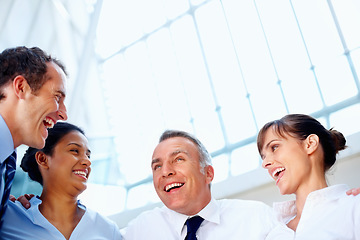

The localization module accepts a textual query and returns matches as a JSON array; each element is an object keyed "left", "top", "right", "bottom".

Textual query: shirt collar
[
  {"left": 196, "top": 198, "right": 220, "bottom": 224},
  {"left": 306, "top": 184, "right": 349, "bottom": 201},
  {"left": 0, "top": 114, "right": 15, "bottom": 163},
  {"left": 272, "top": 184, "right": 350, "bottom": 223},
  {"left": 165, "top": 198, "right": 221, "bottom": 236},
  {"left": 30, "top": 197, "right": 87, "bottom": 225},
  {"left": 272, "top": 199, "right": 296, "bottom": 223}
]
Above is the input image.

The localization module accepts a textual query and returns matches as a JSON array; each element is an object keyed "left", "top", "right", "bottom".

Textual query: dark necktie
[
  {"left": 185, "top": 216, "right": 204, "bottom": 240},
  {"left": 0, "top": 151, "right": 16, "bottom": 228}
]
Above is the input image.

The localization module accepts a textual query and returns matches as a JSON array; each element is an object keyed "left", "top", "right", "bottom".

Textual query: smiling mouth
[
  {"left": 272, "top": 167, "right": 285, "bottom": 179},
  {"left": 73, "top": 170, "right": 88, "bottom": 180},
  {"left": 165, "top": 183, "right": 184, "bottom": 192},
  {"left": 43, "top": 117, "right": 55, "bottom": 128}
]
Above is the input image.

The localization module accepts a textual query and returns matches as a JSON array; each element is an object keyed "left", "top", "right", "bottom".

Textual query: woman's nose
[
  {"left": 262, "top": 156, "right": 273, "bottom": 169},
  {"left": 81, "top": 157, "right": 91, "bottom": 167}
]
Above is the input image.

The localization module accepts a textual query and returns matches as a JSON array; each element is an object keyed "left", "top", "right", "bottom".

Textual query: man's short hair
[
  {"left": 0, "top": 46, "right": 67, "bottom": 100},
  {"left": 159, "top": 130, "right": 212, "bottom": 168}
]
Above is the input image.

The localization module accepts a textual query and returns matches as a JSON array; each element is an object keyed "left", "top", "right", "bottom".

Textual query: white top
[
  {"left": 267, "top": 184, "right": 360, "bottom": 240},
  {"left": 1, "top": 197, "right": 122, "bottom": 240},
  {"left": 121, "top": 198, "right": 277, "bottom": 239}
]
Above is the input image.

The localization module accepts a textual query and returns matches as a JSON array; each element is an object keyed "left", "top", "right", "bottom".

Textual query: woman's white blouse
[{"left": 267, "top": 184, "right": 360, "bottom": 240}]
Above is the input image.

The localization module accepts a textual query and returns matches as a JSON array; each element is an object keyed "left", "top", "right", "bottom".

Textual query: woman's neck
[
  {"left": 39, "top": 191, "right": 84, "bottom": 240},
  {"left": 288, "top": 173, "right": 328, "bottom": 231}
]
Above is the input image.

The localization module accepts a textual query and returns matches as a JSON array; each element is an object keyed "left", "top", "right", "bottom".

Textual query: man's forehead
[
  {"left": 153, "top": 138, "right": 191, "bottom": 155},
  {"left": 47, "top": 61, "right": 67, "bottom": 78},
  {"left": 160, "top": 137, "right": 195, "bottom": 148},
  {"left": 152, "top": 138, "right": 196, "bottom": 163},
  {"left": 46, "top": 63, "right": 67, "bottom": 91}
]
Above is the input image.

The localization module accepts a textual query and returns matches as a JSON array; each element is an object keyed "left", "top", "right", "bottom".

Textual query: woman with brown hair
[{"left": 257, "top": 114, "right": 360, "bottom": 239}]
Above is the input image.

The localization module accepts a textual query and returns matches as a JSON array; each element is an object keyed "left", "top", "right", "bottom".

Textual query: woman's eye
[
  {"left": 271, "top": 145, "right": 278, "bottom": 151},
  {"left": 70, "top": 149, "right": 79, "bottom": 153}
]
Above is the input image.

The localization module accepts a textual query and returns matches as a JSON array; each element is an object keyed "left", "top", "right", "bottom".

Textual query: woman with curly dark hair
[{"left": 2, "top": 122, "right": 121, "bottom": 240}]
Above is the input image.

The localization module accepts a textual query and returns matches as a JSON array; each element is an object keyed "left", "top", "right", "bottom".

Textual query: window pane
[
  {"left": 292, "top": 0, "right": 344, "bottom": 63},
  {"left": 231, "top": 143, "right": 260, "bottom": 176},
  {"left": 163, "top": 0, "right": 189, "bottom": 20},
  {"left": 332, "top": 0, "right": 360, "bottom": 50},
  {"left": 126, "top": 183, "right": 158, "bottom": 209},
  {"left": 139, "top": 0, "right": 166, "bottom": 33},
  {"left": 316, "top": 56, "right": 358, "bottom": 105},
  {"left": 351, "top": 49, "right": 360, "bottom": 81},
  {"left": 212, "top": 154, "right": 230, "bottom": 183},
  {"left": 191, "top": 0, "right": 206, "bottom": 6},
  {"left": 96, "top": 0, "right": 143, "bottom": 57},
  {"left": 147, "top": 29, "right": 192, "bottom": 127},
  {"left": 81, "top": 184, "right": 127, "bottom": 215},
  {"left": 330, "top": 104, "right": 360, "bottom": 137}
]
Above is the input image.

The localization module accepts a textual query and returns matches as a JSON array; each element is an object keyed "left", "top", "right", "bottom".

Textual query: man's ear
[
  {"left": 205, "top": 165, "right": 214, "bottom": 184},
  {"left": 305, "top": 134, "right": 320, "bottom": 155},
  {"left": 13, "top": 75, "right": 30, "bottom": 99},
  {"left": 35, "top": 151, "right": 49, "bottom": 169}
]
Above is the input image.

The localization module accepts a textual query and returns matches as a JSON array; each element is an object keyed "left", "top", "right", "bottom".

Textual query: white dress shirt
[
  {"left": 121, "top": 198, "right": 277, "bottom": 239},
  {"left": 1, "top": 197, "right": 122, "bottom": 239},
  {"left": 267, "top": 184, "right": 360, "bottom": 240}
]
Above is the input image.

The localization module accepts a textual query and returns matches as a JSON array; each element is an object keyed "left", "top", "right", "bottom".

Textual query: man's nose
[
  {"left": 58, "top": 103, "right": 68, "bottom": 120},
  {"left": 162, "top": 162, "right": 175, "bottom": 177}
]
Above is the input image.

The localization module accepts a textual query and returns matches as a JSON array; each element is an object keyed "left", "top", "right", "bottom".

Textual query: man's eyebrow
[
  {"left": 171, "top": 150, "right": 189, "bottom": 157},
  {"left": 151, "top": 158, "right": 160, "bottom": 166},
  {"left": 163, "top": 149, "right": 189, "bottom": 159},
  {"left": 56, "top": 90, "right": 66, "bottom": 98},
  {"left": 151, "top": 150, "right": 189, "bottom": 166}
]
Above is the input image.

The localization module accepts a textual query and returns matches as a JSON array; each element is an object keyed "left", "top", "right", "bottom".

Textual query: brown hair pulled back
[{"left": 257, "top": 114, "right": 346, "bottom": 172}]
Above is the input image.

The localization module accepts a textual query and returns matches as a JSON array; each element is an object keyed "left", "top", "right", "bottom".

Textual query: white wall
[{"left": 109, "top": 131, "right": 360, "bottom": 229}]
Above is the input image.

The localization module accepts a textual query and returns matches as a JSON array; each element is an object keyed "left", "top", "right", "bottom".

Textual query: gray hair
[{"left": 159, "top": 130, "right": 212, "bottom": 170}]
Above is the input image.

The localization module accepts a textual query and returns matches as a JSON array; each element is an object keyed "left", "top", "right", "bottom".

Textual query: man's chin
[
  {"left": 162, "top": 198, "right": 187, "bottom": 212},
  {"left": 29, "top": 136, "right": 46, "bottom": 149}
]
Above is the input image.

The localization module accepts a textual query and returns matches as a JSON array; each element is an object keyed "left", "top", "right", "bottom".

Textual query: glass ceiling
[{"left": 2, "top": 0, "right": 360, "bottom": 216}]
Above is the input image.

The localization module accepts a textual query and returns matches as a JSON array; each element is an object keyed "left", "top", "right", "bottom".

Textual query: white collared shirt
[
  {"left": 267, "top": 184, "right": 360, "bottom": 240},
  {"left": 121, "top": 198, "right": 277, "bottom": 239}
]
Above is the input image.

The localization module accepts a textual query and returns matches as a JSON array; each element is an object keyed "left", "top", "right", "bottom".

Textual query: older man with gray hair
[{"left": 121, "top": 129, "right": 278, "bottom": 239}]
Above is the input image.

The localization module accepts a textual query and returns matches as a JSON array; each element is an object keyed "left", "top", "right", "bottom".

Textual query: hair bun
[{"left": 329, "top": 128, "right": 347, "bottom": 153}]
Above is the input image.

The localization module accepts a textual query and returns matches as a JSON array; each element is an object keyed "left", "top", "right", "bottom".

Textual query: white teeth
[
  {"left": 44, "top": 118, "right": 55, "bottom": 128},
  {"left": 272, "top": 167, "right": 285, "bottom": 178},
  {"left": 165, "top": 183, "right": 184, "bottom": 192},
  {"left": 74, "top": 170, "right": 87, "bottom": 179}
]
